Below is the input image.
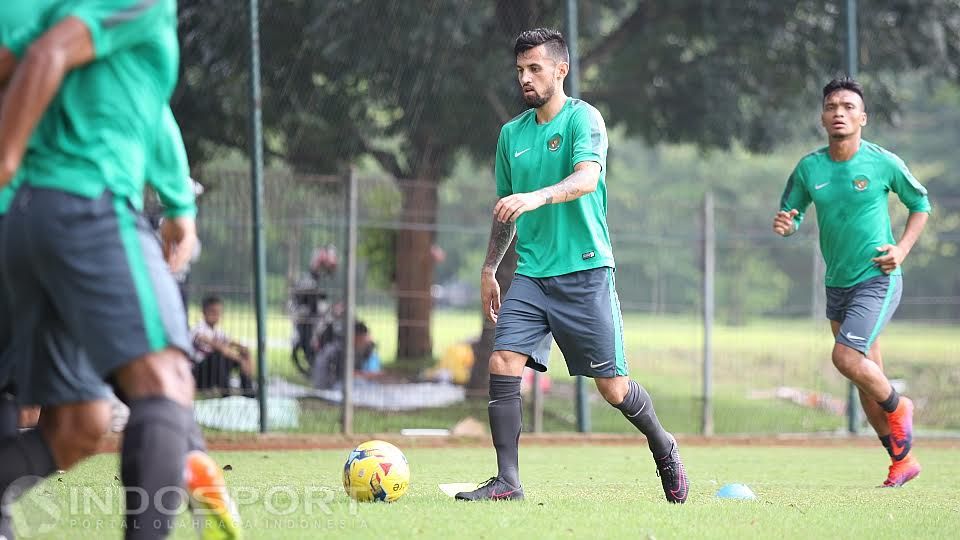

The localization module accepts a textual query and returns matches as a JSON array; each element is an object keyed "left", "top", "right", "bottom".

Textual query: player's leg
[
  {"left": 594, "top": 377, "right": 673, "bottom": 456},
  {"left": 550, "top": 268, "right": 687, "bottom": 503},
  {"left": 0, "top": 216, "right": 18, "bottom": 442},
  {"left": 830, "top": 321, "right": 890, "bottom": 439},
  {"left": 25, "top": 189, "right": 234, "bottom": 537},
  {"left": 831, "top": 275, "right": 918, "bottom": 486},
  {"left": 456, "top": 275, "right": 551, "bottom": 501},
  {"left": 0, "top": 199, "right": 114, "bottom": 532}
]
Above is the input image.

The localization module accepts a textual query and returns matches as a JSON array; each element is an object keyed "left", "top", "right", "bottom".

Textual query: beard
[{"left": 523, "top": 83, "right": 555, "bottom": 108}]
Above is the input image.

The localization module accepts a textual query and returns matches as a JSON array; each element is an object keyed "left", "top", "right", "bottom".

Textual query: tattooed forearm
[
  {"left": 539, "top": 176, "right": 585, "bottom": 205},
  {"left": 482, "top": 218, "right": 516, "bottom": 273},
  {"left": 535, "top": 163, "right": 599, "bottom": 205}
]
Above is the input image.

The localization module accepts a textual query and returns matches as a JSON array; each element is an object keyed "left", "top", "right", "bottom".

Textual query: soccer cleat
[
  {"left": 454, "top": 477, "right": 524, "bottom": 501},
  {"left": 886, "top": 397, "right": 915, "bottom": 461},
  {"left": 655, "top": 437, "right": 688, "bottom": 504},
  {"left": 184, "top": 451, "right": 243, "bottom": 539},
  {"left": 881, "top": 453, "right": 921, "bottom": 488}
]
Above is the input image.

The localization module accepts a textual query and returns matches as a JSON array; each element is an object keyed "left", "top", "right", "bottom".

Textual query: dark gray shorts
[
  {"left": 493, "top": 267, "right": 628, "bottom": 378},
  {"left": 0, "top": 187, "right": 190, "bottom": 406},
  {"left": 0, "top": 216, "right": 11, "bottom": 391},
  {"left": 826, "top": 275, "right": 902, "bottom": 355}
]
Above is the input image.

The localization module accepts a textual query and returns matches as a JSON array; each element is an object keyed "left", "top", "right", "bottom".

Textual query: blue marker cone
[{"left": 716, "top": 483, "right": 756, "bottom": 500}]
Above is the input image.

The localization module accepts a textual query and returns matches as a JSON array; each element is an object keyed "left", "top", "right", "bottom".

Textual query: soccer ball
[{"left": 342, "top": 440, "right": 410, "bottom": 502}]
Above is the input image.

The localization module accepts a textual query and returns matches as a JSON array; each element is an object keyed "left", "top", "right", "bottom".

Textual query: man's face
[
  {"left": 516, "top": 45, "right": 567, "bottom": 108},
  {"left": 821, "top": 89, "right": 867, "bottom": 139},
  {"left": 203, "top": 303, "right": 223, "bottom": 326}
]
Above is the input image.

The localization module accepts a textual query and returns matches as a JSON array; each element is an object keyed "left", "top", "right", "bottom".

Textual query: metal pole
[
  {"left": 342, "top": 169, "right": 359, "bottom": 435},
  {"left": 702, "top": 192, "right": 715, "bottom": 436},
  {"left": 567, "top": 0, "right": 590, "bottom": 434},
  {"left": 248, "top": 0, "right": 268, "bottom": 433},
  {"left": 532, "top": 372, "right": 544, "bottom": 433},
  {"left": 845, "top": 0, "right": 860, "bottom": 435}
]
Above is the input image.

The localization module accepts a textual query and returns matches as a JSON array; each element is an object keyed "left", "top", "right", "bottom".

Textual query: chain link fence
[{"left": 183, "top": 161, "right": 960, "bottom": 436}]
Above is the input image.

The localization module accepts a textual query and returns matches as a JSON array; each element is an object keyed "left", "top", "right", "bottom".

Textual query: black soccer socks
[
  {"left": 488, "top": 374, "right": 523, "bottom": 488},
  {"left": 615, "top": 379, "right": 674, "bottom": 459},
  {"left": 121, "top": 398, "right": 192, "bottom": 539}
]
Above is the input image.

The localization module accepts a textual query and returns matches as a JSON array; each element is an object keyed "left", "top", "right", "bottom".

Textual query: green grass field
[
  {"left": 14, "top": 443, "right": 960, "bottom": 539},
  {"left": 202, "top": 305, "right": 960, "bottom": 433}
]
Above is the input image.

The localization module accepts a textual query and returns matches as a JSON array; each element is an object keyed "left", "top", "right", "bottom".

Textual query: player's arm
[
  {"left": 151, "top": 107, "right": 198, "bottom": 219},
  {"left": 0, "top": 1, "right": 170, "bottom": 184},
  {"left": 149, "top": 107, "right": 199, "bottom": 273},
  {"left": 494, "top": 107, "right": 608, "bottom": 223},
  {"left": 773, "top": 166, "right": 811, "bottom": 237},
  {"left": 0, "top": 49, "right": 16, "bottom": 88},
  {"left": 0, "top": 18, "right": 95, "bottom": 183},
  {"left": 481, "top": 131, "right": 517, "bottom": 323},
  {"left": 493, "top": 162, "right": 600, "bottom": 223},
  {"left": 872, "top": 157, "right": 931, "bottom": 273}
]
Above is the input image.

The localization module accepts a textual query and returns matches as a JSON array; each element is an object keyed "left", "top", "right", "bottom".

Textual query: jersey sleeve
[
  {"left": 3, "top": 12, "right": 55, "bottom": 58},
  {"left": 571, "top": 105, "right": 608, "bottom": 171},
  {"left": 888, "top": 154, "right": 931, "bottom": 214},
  {"left": 148, "top": 107, "right": 196, "bottom": 219},
  {"left": 71, "top": 0, "right": 172, "bottom": 59},
  {"left": 6, "top": 0, "right": 172, "bottom": 60},
  {"left": 779, "top": 163, "right": 812, "bottom": 231},
  {"left": 495, "top": 127, "right": 512, "bottom": 198}
]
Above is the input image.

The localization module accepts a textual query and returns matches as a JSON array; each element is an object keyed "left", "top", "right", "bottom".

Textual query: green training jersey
[
  {"left": 0, "top": 0, "right": 53, "bottom": 214},
  {"left": 7, "top": 0, "right": 179, "bottom": 210},
  {"left": 149, "top": 107, "right": 196, "bottom": 219},
  {"left": 780, "top": 140, "right": 931, "bottom": 288},
  {"left": 495, "top": 98, "right": 613, "bottom": 278}
]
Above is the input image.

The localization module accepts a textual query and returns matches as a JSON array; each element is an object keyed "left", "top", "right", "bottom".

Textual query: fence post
[
  {"left": 567, "top": 0, "right": 590, "bottom": 434},
  {"left": 845, "top": 0, "right": 861, "bottom": 436},
  {"left": 342, "top": 168, "right": 359, "bottom": 435},
  {"left": 247, "top": 0, "right": 268, "bottom": 433},
  {"left": 702, "top": 191, "right": 715, "bottom": 436},
  {"left": 532, "top": 372, "right": 544, "bottom": 433}
]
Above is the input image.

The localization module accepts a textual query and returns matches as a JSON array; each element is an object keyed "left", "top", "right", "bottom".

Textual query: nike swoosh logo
[
  {"left": 627, "top": 401, "right": 646, "bottom": 418},
  {"left": 491, "top": 488, "right": 518, "bottom": 498},
  {"left": 488, "top": 399, "right": 501, "bottom": 405},
  {"left": 890, "top": 437, "right": 910, "bottom": 460},
  {"left": 845, "top": 332, "right": 866, "bottom": 342},
  {"left": 514, "top": 148, "right": 531, "bottom": 158},
  {"left": 815, "top": 182, "right": 831, "bottom": 190},
  {"left": 589, "top": 360, "right": 610, "bottom": 369}
]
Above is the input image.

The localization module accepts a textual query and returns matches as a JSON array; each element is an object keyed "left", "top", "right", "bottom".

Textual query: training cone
[{"left": 716, "top": 483, "right": 756, "bottom": 500}]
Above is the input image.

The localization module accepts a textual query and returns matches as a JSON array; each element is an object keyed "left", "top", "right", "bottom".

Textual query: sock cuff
[
  {"left": 22, "top": 429, "right": 57, "bottom": 476},
  {"left": 615, "top": 379, "right": 641, "bottom": 411},
  {"left": 126, "top": 397, "right": 192, "bottom": 431},
  {"left": 489, "top": 374, "right": 522, "bottom": 400}
]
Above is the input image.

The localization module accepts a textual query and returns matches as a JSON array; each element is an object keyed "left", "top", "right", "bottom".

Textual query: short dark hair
[
  {"left": 514, "top": 28, "right": 569, "bottom": 64},
  {"left": 823, "top": 76, "right": 864, "bottom": 105},
  {"left": 202, "top": 295, "right": 223, "bottom": 310},
  {"left": 355, "top": 321, "right": 368, "bottom": 335}
]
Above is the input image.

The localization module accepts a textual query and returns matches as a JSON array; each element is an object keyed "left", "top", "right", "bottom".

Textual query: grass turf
[{"left": 13, "top": 443, "right": 960, "bottom": 539}]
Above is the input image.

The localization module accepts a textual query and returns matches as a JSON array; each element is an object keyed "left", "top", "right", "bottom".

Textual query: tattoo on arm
[
  {"left": 538, "top": 164, "right": 599, "bottom": 205},
  {"left": 483, "top": 219, "right": 516, "bottom": 272},
  {"left": 542, "top": 176, "right": 584, "bottom": 204}
]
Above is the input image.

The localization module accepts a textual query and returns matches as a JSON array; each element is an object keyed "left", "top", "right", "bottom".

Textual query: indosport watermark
[{"left": 2, "top": 476, "right": 368, "bottom": 537}]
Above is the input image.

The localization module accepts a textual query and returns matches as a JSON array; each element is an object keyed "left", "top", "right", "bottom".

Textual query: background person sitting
[
  {"left": 191, "top": 295, "right": 255, "bottom": 398},
  {"left": 310, "top": 320, "right": 381, "bottom": 389}
]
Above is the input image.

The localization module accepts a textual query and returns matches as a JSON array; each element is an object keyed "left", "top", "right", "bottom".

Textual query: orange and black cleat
[{"left": 184, "top": 451, "right": 243, "bottom": 539}]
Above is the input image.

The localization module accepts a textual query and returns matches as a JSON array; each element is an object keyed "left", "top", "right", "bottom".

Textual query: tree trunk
[
  {"left": 395, "top": 178, "right": 438, "bottom": 364},
  {"left": 467, "top": 237, "right": 518, "bottom": 392}
]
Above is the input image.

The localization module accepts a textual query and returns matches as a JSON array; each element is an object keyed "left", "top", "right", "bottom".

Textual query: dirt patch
[{"left": 95, "top": 432, "right": 960, "bottom": 453}]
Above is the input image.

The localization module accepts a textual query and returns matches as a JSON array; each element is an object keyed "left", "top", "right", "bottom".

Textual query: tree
[{"left": 173, "top": 0, "right": 960, "bottom": 363}]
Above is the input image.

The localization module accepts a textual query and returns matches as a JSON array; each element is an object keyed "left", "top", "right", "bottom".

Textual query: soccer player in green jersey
[
  {"left": 0, "top": 2, "right": 239, "bottom": 537},
  {"left": 774, "top": 77, "right": 929, "bottom": 488},
  {"left": 456, "top": 28, "right": 687, "bottom": 503}
]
